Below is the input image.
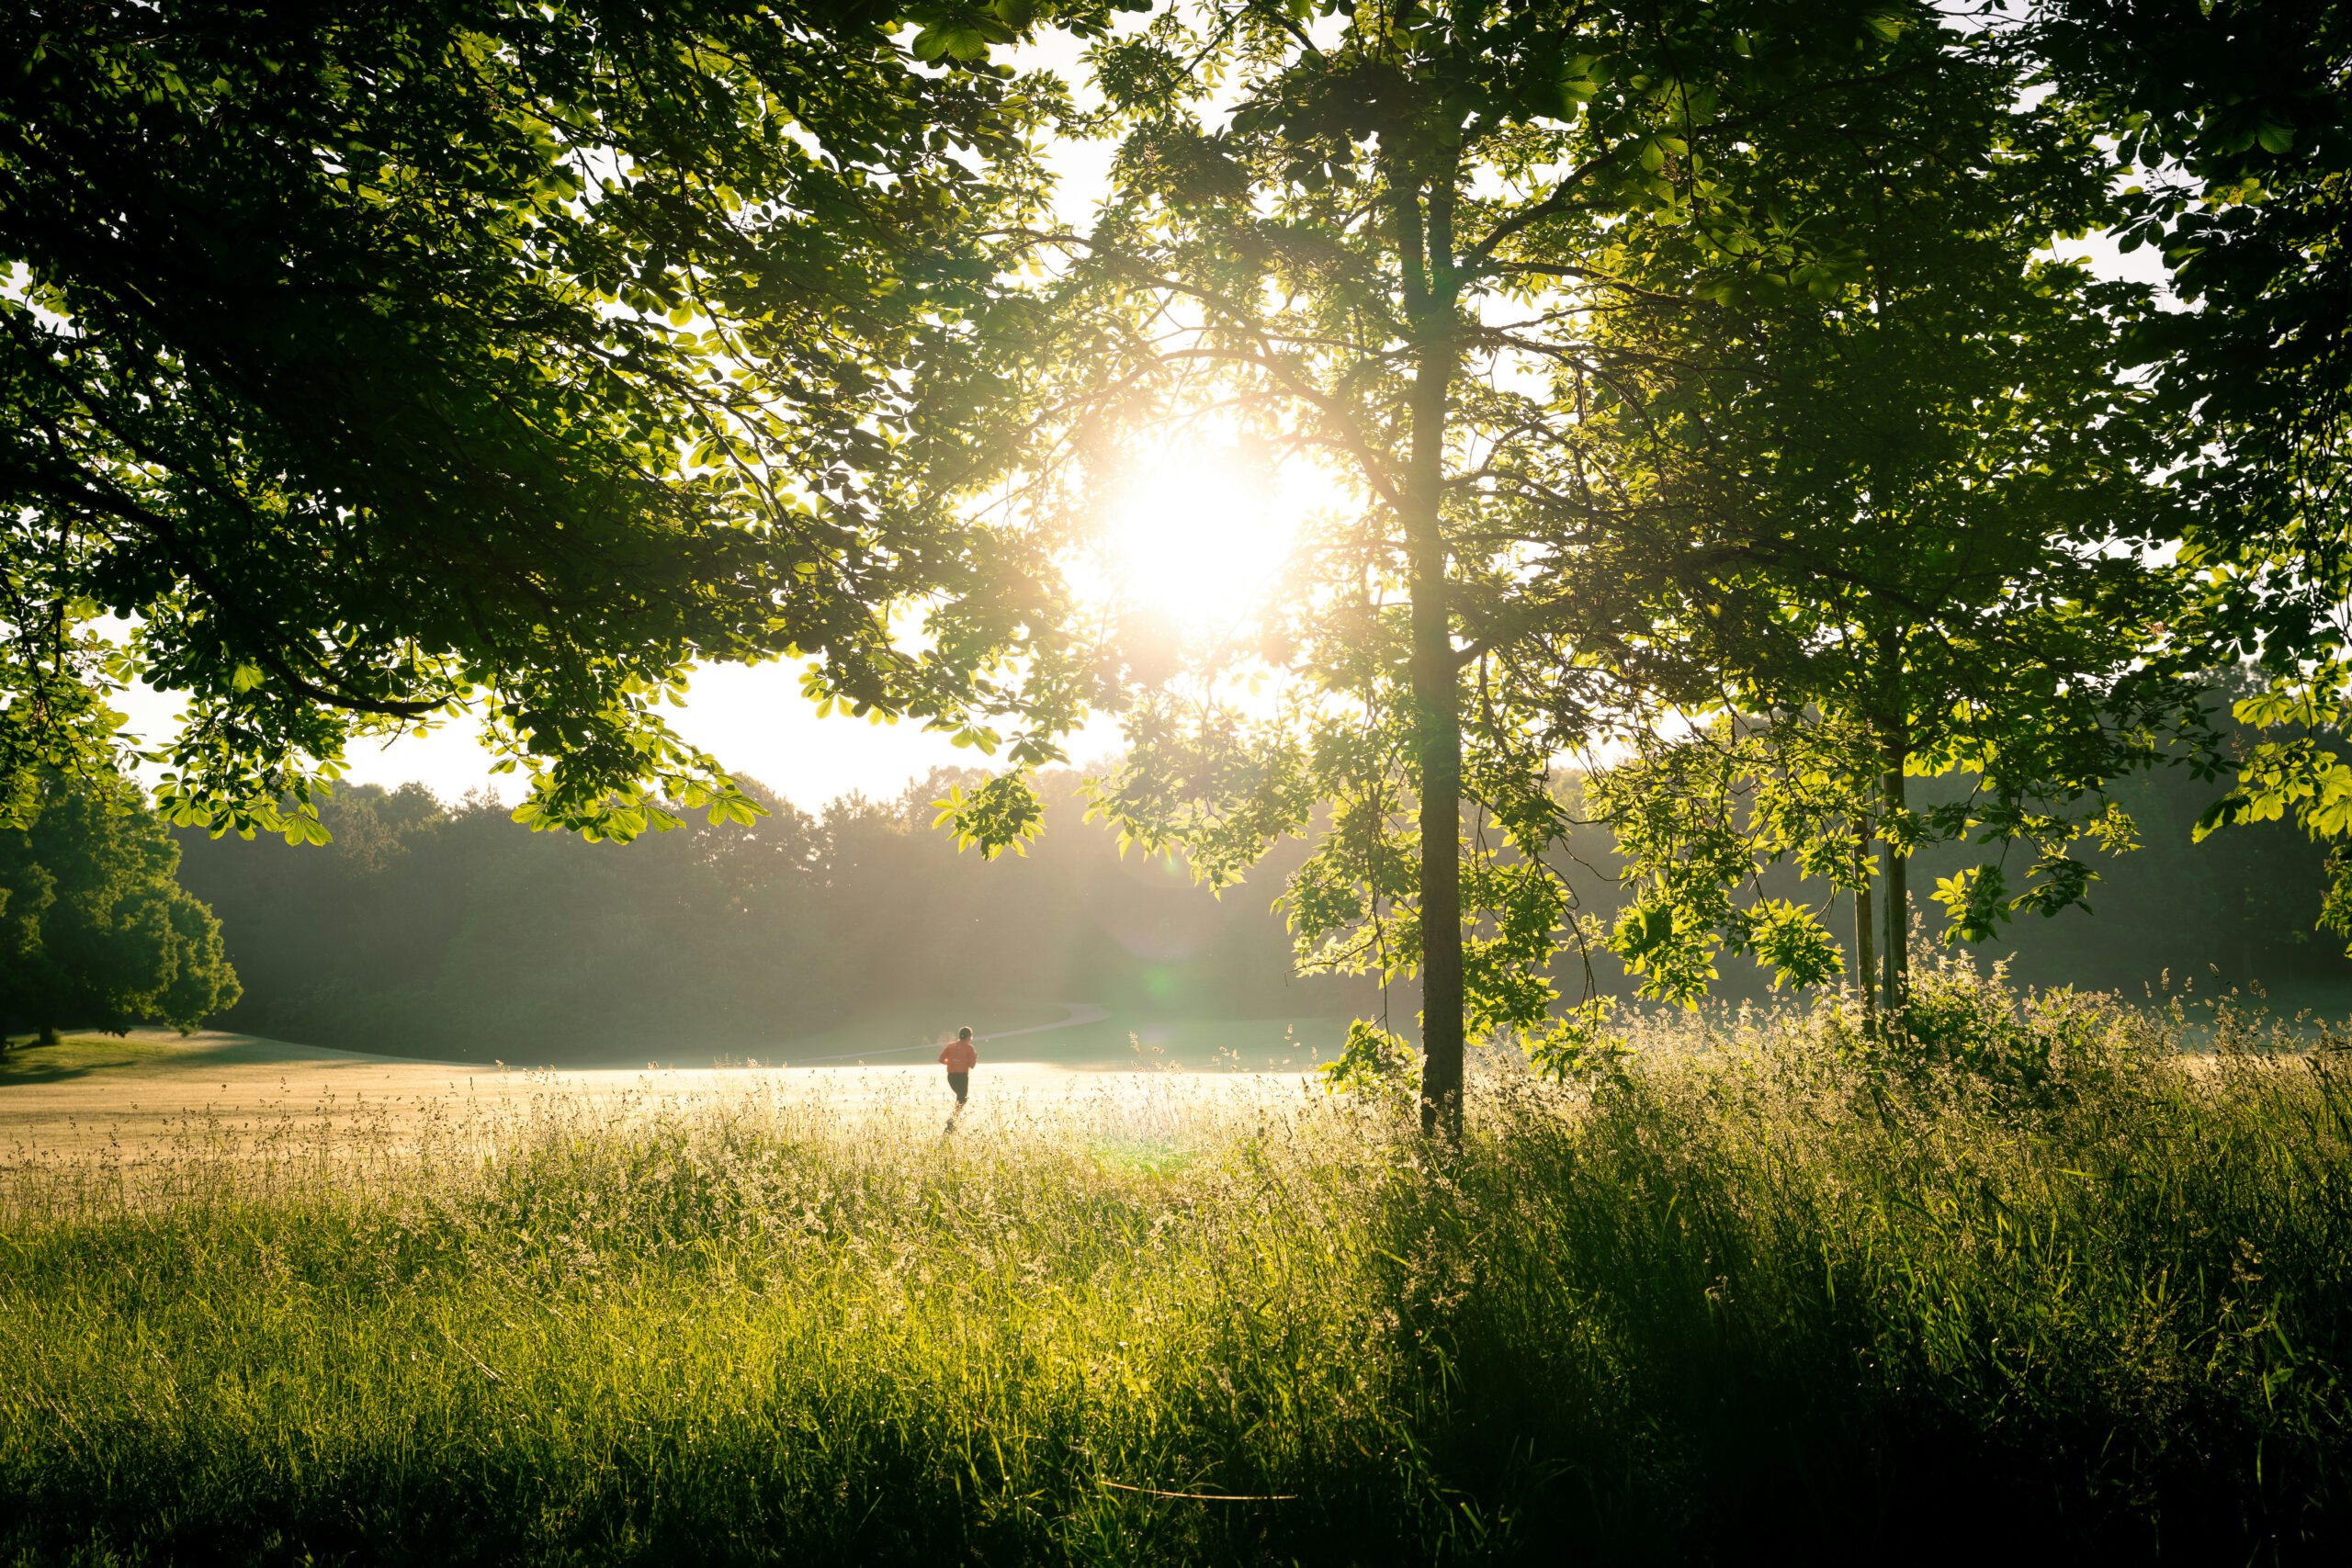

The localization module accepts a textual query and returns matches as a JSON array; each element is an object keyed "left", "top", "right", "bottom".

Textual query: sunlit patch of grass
[
  {"left": 1086, "top": 1132, "right": 1201, "bottom": 1178},
  {"left": 2, "top": 988, "right": 2349, "bottom": 1563}
]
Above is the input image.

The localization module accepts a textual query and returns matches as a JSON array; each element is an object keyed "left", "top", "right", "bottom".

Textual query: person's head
[{"left": 957, "top": 1027, "right": 973, "bottom": 1043}]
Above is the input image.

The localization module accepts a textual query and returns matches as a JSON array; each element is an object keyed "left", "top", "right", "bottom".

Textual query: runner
[{"left": 939, "top": 1026, "right": 977, "bottom": 1125}]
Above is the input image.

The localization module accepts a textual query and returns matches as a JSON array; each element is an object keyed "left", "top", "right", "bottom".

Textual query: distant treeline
[
  {"left": 175, "top": 771, "right": 1370, "bottom": 1062},
  {"left": 174, "top": 750, "right": 2347, "bottom": 1064},
  {"left": 1554, "top": 757, "right": 2352, "bottom": 1004}
]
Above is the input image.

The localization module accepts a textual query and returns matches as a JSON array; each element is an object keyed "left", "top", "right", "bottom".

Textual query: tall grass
[{"left": 4, "top": 970, "right": 2350, "bottom": 1563}]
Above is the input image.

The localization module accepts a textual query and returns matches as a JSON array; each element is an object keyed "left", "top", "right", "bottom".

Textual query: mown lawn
[{"left": 3, "top": 973, "right": 2349, "bottom": 1563}]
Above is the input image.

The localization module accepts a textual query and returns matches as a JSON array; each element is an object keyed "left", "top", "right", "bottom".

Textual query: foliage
[
  {"left": 0, "top": 0, "right": 1111, "bottom": 842},
  {"left": 2030, "top": 2, "right": 2352, "bottom": 928},
  {"left": 5, "top": 991, "right": 2352, "bottom": 1561},
  {"left": 0, "top": 768, "right": 238, "bottom": 1043},
  {"left": 1835, "top": 946, "right": 2151, "bottom": 1109},
  {"left": 1315, "top": 1017, "right": 1420, "bottom": 1108},
  {"left": 1570, "top": 18, "right": 2189, "bottom": 1017},
  {"left": 1515, "top": 994, "right": 1629, "bottom": 1086},
  {"left": 1566, "top": 698, "right": 2352, "bottom": 1013},
  {"left": 968, "top": 0, "right": 2002, "bottom": 1128},
  {"left": 931, "top": 773, "right": 1047, "bottom": 860}
]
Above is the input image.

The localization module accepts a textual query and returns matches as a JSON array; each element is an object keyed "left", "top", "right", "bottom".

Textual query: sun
[{"left": 1088, "top": 446, "right": 1301, "bottom": 633}]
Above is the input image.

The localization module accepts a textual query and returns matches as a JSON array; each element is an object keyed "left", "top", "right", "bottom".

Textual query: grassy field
[
  {"left": 3, "top": 971, "right": 2350, "bottom": 1563},
  {"left": 743, "top": 998, "right": 1346, "bottom": 1072},
  {"left": 124, "top": 994, "right": 1360, "bottom": 1074},
  {"left": 0, "top": 1027, "right": 1316, "bottom": 1172}
]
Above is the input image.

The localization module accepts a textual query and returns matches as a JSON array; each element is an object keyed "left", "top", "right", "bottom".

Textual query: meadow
[{"left": 3, "top": 967, "right": 2350, "bottom": 1564}]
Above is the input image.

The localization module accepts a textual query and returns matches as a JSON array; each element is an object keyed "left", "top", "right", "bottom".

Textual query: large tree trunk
[
  {"left": 1408, "top": 363, "right": 1464, "bottom": 1140},
  {"left": 1395, "top": 159, "right": 1464, "bottom": 1141},
  {"left": 37, "top": 1021, "right": 59, "bottom": 1048}
]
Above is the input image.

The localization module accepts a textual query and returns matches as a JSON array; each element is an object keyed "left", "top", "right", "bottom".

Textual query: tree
[
  {"left": 937, "top": 0, "right": 2005, "bottom": 1134},
  {"left": 0, "top": 769, "right": 239, "bottom": 1046},
  {"left": 0, "top": 0, "right": 1107, "bottom": 842},
  {"left": 2028, "top": 2, "right": 2352, "bottom": 932},
  {"left": 1574, "top": 18, "right": 2193, "bottom": 1023}
]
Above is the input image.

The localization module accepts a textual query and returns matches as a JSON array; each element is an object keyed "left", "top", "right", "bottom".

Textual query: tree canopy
[
  {"left": 2028, "top": 1, "right": 2352, "bottom": 933},
  {"left": 1577, "top": 9, "right": 2192, "bottom": 1021},
  {"left": 9, "top": 0, "right": 2350, "bottom": 1125},
  {"left": 0, "top": 0, "right": 1115, "bottom": 840},
  {"left": 929, "top": 0, "right": 2202, "bottom": 1127}
]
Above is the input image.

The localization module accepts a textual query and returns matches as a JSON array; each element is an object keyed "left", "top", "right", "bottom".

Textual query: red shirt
[{"left": 940, "top": 1039, "right": 977, "bottom": 1072}]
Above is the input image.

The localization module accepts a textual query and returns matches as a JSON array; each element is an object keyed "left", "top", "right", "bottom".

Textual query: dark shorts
[{"left": 947, "top": 1070, "right": 969, "bottom": 1104}]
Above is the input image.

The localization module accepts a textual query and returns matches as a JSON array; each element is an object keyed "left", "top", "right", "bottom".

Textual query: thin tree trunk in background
[
  {"left": 1394, "top": 155, "right": 1464, "bottom": 1142},
  {"left": 1881, "top": 738, "right": 1909, "bottom": 1016},
  {"left": 1855, "top": 824, "right": 1878, "bottom": 1040},
  {"left": 37, "top": 1021, "right": 58, "bottom": 1047}
]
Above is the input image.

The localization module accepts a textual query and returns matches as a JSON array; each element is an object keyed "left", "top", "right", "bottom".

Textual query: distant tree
[
  {"left": 0, "top": 770, "right": 239, "bottom": 1047},
  {"left": 171, "top": 782, "right": 462, "bottom": 1029},
  {"left": 0, "top": 0, "right": 1106, "bottom": 841},
  {"left": 168, "top": 770, "right": 1349, "bottom": 1061}
]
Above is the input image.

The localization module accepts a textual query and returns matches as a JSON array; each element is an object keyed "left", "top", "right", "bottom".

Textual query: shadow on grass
[
  {"left": 1355, "top": 1048, "right": 2352, "bottom": 1562},
  {"left": 0, "top": 1035, "right": 180, "bottom": 1087}
]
